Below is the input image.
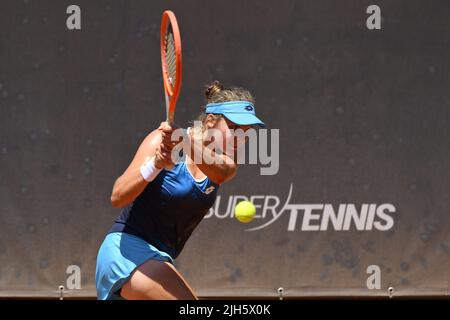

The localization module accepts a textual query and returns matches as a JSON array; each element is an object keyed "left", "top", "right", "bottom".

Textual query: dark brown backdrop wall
[{"left": 1, "top": 0, "right": 449, "bottom": 297}]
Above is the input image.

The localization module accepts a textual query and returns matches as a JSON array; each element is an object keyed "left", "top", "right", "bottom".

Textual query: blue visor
[{"left": 205, "top": 101, "right": 265, "bottom": 127}]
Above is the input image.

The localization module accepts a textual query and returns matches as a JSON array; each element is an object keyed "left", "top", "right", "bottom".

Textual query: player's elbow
[
  {"left": 110, "top": 177, "right": 128, "bottom": 208},
  {"left": 210, "top": 165, "right": 237, "bottom": 185},
  {"left": 110, "top": 190, "right": 124, "bottom": 208},
  {"left": 111, "top": 193, "right": 132, "bottom": 208},
  {"left": 110, "top": 193, "right": 123, "bottom": 208}
]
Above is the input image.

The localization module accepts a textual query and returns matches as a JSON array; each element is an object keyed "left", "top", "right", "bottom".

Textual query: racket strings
[{"left": 165, "top": 26, "right": 177, "bottom": 87}]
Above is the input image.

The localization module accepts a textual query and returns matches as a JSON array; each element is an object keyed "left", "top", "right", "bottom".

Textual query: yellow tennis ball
[{"left": 234, "top": 201, "right": 256, "bottom": 223}]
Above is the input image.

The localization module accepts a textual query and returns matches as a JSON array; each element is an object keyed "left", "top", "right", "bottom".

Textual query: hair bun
[{"left": 205, "top": 80, "right": 224, "bottom": 101}]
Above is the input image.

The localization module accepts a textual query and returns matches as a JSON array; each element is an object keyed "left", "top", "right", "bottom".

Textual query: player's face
[{"left": 214, "top": 117, "right": 252, "bottom": 153}]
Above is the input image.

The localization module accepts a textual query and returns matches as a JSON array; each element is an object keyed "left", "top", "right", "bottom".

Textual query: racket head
[{"left": 160, "top": 10, "right": 182, "bottom": 123}]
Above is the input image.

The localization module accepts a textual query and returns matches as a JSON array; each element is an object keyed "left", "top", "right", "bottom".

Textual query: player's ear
[{"left": 205, "top": 114, "right": 217, "bottom": 129}]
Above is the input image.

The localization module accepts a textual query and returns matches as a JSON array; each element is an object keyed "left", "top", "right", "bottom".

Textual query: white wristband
[{"left": 140, "top": 156, "right": 162, "bottom": 182}]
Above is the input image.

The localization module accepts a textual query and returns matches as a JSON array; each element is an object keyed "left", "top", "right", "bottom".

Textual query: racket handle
[{"left": 167, "top": 113, "right": 174, "bottom": 127}]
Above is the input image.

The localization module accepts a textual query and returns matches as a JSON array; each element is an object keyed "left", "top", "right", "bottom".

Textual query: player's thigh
[{"left": 120, "top": 259, "right": 197, "bottom": 300}]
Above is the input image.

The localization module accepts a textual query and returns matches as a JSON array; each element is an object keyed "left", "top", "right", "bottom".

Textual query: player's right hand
[
  {"left": 158, "top": 122, "right": 179, "bottom": 148},
  {"left": 155, "top": 122, "right": 178, "bottom": 169}
]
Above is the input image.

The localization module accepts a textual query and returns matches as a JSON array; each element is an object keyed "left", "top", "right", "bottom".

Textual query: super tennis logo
[{"left": 205, "top": 184, "right": 396, "bottom": 232}]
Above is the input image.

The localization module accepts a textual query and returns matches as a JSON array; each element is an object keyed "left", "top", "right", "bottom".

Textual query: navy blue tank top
[{"left": 109, "top": 161, "right": 219, "bottom": 259}]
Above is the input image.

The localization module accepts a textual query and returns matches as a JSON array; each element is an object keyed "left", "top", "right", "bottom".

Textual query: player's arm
[
  {"left": 110, "top": 123, "right": 174, "bottom": 208},
  {"left": 198, "top": 146, "right": 237, "bottom": 185},
  {"left": 189, "top": 134, "right": 237, "bottom": 185}
]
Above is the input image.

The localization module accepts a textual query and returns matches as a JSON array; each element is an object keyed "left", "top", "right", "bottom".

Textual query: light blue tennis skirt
[{"left": 95, "top": 232, "right": 174, "bottom": 300}]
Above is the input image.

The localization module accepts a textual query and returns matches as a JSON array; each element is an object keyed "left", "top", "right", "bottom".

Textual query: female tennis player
[{"left": 95, "top": 81, "right": 265, "bottom": 300}]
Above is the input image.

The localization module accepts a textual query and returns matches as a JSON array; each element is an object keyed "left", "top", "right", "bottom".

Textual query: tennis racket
[
  {"left": 160, "top": 10, "right": 182, "bottom": 169},
  {"left": 160, "top": 10, "right": 182, "bottom": 126}
]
